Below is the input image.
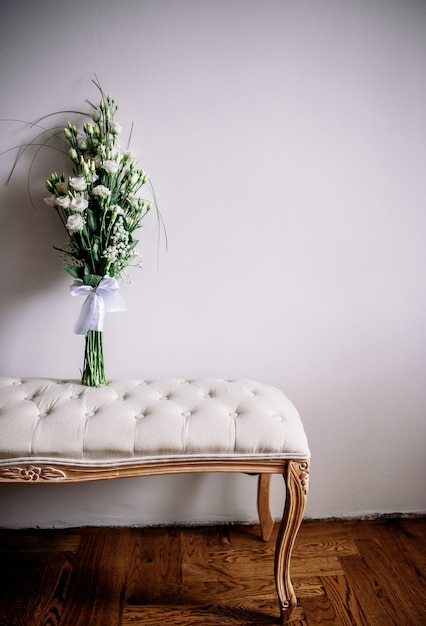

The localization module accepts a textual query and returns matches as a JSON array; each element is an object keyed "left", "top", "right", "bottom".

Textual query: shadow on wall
[{"left": 0, "top": 121, "right": 72, "bottom": 322}]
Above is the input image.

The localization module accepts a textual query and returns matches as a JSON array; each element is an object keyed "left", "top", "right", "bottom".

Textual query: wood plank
[
  {"left": 0, "top": 530, "right": 80, "bottom": 553},
  {"left": 340, "top": 549, "right": 407, "bottom": 626},
  {"left": 0, "top": 552, "right": 52, "bottom": 626},
  {"left": 293, "top": 538, "right": 359, "bottom": 559},
  {"left": 125, "top": 527, "right": 182, "bottom": 604},
  {"left": 56, "top": 528, "right": 129, "bottom": 626},
  {"left": 185, "top": 556, "right": 274, "bottom": 583},
  {"left": 179, "top": 526, "right": 206, "bottom": 565},
  {"left": 122, "top": 602, "right": 281, "bottom": 625},
  {"left": 321, "top": 574, "right": 368, "bottom": 625},
  {"left": 28, "top": 551, "right": 77, "bottom": 626},
  {"left": 352, "top": 536, "right": 426, "bottom": 625},
  {"left": 162, "top": 578, "right": 276, "bottom": 604},
  {"left": 383, "top": 518, "right": 426, "bottom": 590}
]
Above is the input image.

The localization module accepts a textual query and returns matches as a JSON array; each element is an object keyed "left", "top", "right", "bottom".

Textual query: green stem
[{"left": 81, "top": 330, "right": 106, "bottom": 387}]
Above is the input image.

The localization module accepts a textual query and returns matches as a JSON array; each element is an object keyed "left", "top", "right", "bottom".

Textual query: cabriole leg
[{"left": 274, "top": 460, "right": 310, "bottom": 624}]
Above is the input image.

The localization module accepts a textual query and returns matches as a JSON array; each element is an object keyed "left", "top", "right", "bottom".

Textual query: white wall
[{"left": 0, "top": 0, "right": 425, "bottom": 528}]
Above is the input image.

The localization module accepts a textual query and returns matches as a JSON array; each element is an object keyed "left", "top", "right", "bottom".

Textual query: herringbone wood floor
[{"left": 0, "top": 518, "right": 424, "bottom": 625}]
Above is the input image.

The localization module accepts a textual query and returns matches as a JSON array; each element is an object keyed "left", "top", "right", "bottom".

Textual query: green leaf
[
  {"left": 63, "top": 264, "right": 83, "bottom": 280},
  {"left": 87, "top": 207, "right": 98, "bottom": 234},
  {"left": 83, "top": 272, "right": 103, "bottom": 287},
  {"left": 92, "top": 239, "right": 100, "bottom": 264}
]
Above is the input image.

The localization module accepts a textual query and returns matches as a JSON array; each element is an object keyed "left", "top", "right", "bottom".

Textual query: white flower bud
[
  {"left": 56, "top": 180, "right": 69, "bottom": 194},
  {"left": 69, "top": 148, "right": 79, "bottom": 162},
  {"left": 77, "top": 136, "right": 88, "bottom": 150}
]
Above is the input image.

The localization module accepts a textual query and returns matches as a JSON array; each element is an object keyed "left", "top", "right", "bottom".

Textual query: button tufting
[{"left": 0, "top": 377, "right": 310, "bottom": 461}]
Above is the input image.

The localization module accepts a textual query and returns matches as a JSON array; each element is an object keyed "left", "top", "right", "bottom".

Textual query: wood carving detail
[
  {"left": 298, "top": 460, "right": 310, "bottom": 496},
  {"left": 0, "top": 465, "right": 67, "bottom": 482}
]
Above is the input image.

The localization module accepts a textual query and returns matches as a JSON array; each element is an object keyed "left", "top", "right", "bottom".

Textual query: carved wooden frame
[{"left": 0, "top": 457, "right": 309, "bottom": 622}]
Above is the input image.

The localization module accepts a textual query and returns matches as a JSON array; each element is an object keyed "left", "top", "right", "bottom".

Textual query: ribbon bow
[{"left": 70, "top": 276, "right": 126, "bottom": 335}]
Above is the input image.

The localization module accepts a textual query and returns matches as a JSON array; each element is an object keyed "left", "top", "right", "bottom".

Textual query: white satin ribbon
[{"left": 70, "top": 276, "right": 126, "bottom": 335}]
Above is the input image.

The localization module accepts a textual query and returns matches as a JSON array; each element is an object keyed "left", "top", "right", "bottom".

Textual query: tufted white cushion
[{"left": 0, "top": 378, "right": 310, "bottom": 467}]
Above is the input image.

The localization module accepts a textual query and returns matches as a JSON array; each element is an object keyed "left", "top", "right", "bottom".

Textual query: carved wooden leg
[
  {"left": 274, "top": 460, "right": 310, "bottom": 624},
  {"left": 257, "top": 473, "right": 274, "bottom": 541}
]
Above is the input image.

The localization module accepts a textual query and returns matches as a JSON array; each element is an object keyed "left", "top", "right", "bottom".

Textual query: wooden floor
[{"left": 0, "top": 518, "right": 424, "bottom": 625}]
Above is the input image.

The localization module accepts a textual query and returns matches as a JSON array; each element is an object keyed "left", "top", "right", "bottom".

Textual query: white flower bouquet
[{"left": 3, "top": 79, "right": 165, "bottom": 387}]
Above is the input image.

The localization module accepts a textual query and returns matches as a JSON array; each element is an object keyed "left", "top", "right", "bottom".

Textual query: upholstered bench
[{"left": 0, "top": 377, "right": 310, "bottom": 623}]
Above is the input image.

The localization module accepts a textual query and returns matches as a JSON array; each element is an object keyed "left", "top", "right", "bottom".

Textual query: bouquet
[{"left": 3, "top": 80, "right": 164, "bottom": 387}]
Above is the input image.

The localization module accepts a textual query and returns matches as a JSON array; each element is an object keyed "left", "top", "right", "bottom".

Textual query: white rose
[
  {"left": 102, "top": 160, "right": 120, "bottom": 174},
  {"left": 55, "top": 195, "right": 70, "bottom": 209},
  {"left": 66, "top": 214, "right": 84, "bottom": 233},
  {"left": 69, "top": 176, "right": 87, "bottom": 191},
  {"left": 92, "top": 185, "right": 111, "bottom": 198},
  {"left": 43, "top": 195, "right": 57, "bottom": 207},
  {"left": 70, "top": 194, "right": 89, "bottom": 212}
]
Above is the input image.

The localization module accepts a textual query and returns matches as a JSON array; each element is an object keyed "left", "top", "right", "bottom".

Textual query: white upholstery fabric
[{"left": 0, "top": 378, "right": 310, "bottom": 466}]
